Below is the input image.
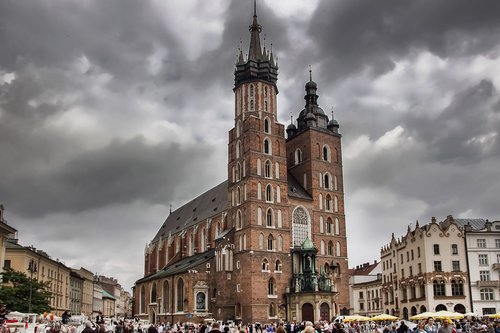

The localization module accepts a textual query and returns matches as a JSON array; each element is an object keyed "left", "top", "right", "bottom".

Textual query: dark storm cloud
[
  {"left": 404, "top": 79, "right": 500, "bottom": 163},
  {"left": 0, "top": 135, "right": 220, "bottom": 218},
  {"left": 308, "top": 0, "right": 500, "bottom": 80}
]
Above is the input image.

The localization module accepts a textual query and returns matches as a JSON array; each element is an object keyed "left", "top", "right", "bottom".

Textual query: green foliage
[{"left": 0, "top": 268, "right": 52, "bottom": 313}]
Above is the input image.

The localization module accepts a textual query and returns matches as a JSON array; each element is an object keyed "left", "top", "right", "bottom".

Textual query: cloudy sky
[{"left": 1, "top": 0, "right": 500, "bottom": 292}]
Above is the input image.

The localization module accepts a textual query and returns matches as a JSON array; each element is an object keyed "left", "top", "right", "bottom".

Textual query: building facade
[
  {"left": 70, "top": 270, "right": 84, "bottom": 315},
  {"left": 380, "top": 216, "right": 474, "bottom": 319},
  {"left": 349, "top": 262, "right": 382, "bottom": 316},
  {"left": 0, "top": 205, "right": 17, "bottom": 274},
  {"left": 134, "top": 1, "right": 349, "bottom": 324},
  {"left": 75, "top": 267, "right": 95, "bottom": 317},
  {"left": 463, "top": 220, "right": 500, "bottom": 315},
  {"left": 5, "top": 239, "right": 71, "bottom": 315}
]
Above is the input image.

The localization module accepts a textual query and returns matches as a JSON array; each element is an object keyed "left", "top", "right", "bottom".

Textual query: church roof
[
  {"left": 152, "top": 181, "right": 228, "bottom": 243},
  {"left": 287, "top": 172, "right": 312, "bottom": 200},
  {"left": 136, "top": 249, "right": 216, "bottom": 284}
]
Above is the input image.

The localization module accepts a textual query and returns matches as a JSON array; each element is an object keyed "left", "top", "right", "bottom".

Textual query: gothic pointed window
[
  {"left": 325, "top": 195, "right": 332, "bottom": 211},
  {"left": 262, "top": 259, "right": 269, "bottom": 271},
  {"left": 259, "top": 233, "right": 264, "bottom": 250},
  {"left": 265, "top": 160, "right": 271, "bottom": 178},
  {"left": 322, "top": 145, "right": 331, "bottom": 162},
  {"left": 266, "top": 184, "right": 272, "bottom": 202},
  {"left": 268, "top": 234, "right": 274, "bottom": 251},
  {"left": 264, "top": 118, "right": 270, "bottom": 133},
  {"left": 275, "top": 259, "right": 282, "bottom": 272},
  {"left": 336, "top": 241, "right": 341, "bottom": 256},
  {"left": 292, "top": 206, "right": 311, "bottom": 247},
  {"left": 266, "top": 208, "right": 273, "bottom": 227},
  {"left": 324, "top": 173, "right": 331, "bottom": 189},
  {"left": 277, "top": 235, "right": 282, "bottom": 251},
  {"left": 264, "top": 139, "right": 271, "bottom": 154},
  {"left": 162, "top": 281, "right": 169, "bottom": 313},
  {"left": 176, "top": 278, "right": 185, "bottom": 312},
  {"left": 328, "top": 241, "right": 333, "bottom": 256},
  {"left": 335, "top": 218, "right": 340, "bottom": 235},
  {"left": 326, "top": 218, "right": 333, "bottom": 234},
  {"left": 295, "top": 149, "right": 302, "bottom": 164},
  {"left": 140, "top": 286, "right": 146, "bottom": 313},
  {"left": 268, "top": 278, "right": 276, "bottom": 295}
]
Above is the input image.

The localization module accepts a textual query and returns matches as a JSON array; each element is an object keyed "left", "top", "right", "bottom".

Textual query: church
[{"left": 134, "top": 2, "right": 350, "bottom": 324}]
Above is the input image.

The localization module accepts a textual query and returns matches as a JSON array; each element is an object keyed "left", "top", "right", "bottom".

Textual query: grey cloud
[
  {"left": 307, "top": 0, "right": 500, "bottom": 80},
  {"left": 0, "top": 136, "right": 221, "bottom": 218}
]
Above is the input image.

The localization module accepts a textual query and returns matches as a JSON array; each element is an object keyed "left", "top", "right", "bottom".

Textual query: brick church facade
[{"left": 134, "top": 2, "right": 350, "bottom": 324}]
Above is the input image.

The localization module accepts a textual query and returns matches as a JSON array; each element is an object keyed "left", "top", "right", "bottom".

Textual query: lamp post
[{"left": 28, "top": 258, "right": 38, "bottom": 313}]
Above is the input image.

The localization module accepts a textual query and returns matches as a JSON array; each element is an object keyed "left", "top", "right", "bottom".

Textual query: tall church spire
[
  {"left": 248, "top": 0, "right": 263, "bottom": 61},
  {"left": 234, "top": 0, "right": 278, "bottom": 89}
]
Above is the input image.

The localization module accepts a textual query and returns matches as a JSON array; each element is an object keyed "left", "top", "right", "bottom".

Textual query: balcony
[
  {"left": 492, "top": 263, "right": 500, "bottom": 270},
  {"left": 476, "top": 280, "right": 500, "bottom": 288}
]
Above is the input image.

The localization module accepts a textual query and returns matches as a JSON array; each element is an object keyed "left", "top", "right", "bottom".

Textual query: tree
[{"left": 0, "top": 268, "right": 52, "bottom": 313}]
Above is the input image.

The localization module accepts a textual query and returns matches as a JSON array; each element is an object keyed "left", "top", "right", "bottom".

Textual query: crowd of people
[{"left": 103, "top": 317, "right": 500, "bottom": 333}]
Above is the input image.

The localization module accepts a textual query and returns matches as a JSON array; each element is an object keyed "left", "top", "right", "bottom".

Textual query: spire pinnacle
[
  {"left": 248, "top": 0, "right": 263, "bottom": 61},
  {"left": 309, "top": 65, "right": 312, "bottom": 81},
  {"left": 290, "top": 111, "right": 293, "bottom": 124}
]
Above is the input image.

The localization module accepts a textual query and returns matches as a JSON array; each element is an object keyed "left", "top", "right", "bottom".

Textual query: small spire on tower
[
  {"left": 169, "top": 204, "right": 172, "bottom": 214},
  {"left": 309, "top": 65, "right": 312, "bottom": 81},
  {"left": 290, "top": 111, "right": 293, "bottom": 124}
]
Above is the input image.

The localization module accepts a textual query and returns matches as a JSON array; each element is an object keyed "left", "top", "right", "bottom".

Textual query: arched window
[
  {"left": 265, "top": 100, "right": 268, "bottom": 111},
  {"left": 275, "top": 259, "right": 282, "bottom": 272},
  {"left": 237, "top": 186, "right": 241, "bottom": 205},
  {"left": 236, "top": 120, "right": 241, "bottom": 137},
  {"left": 336, "top": 241, "right": 341, "bottom": 257},
  {"left": 176, "top": 278, "right": 185, "bottom": 312},
  {"left": 319, "top": 216, "right": 324, "bottom": 233},
  {"left": 326, "top": 218, "right": 333, "bottom": 234},
  {"left": 328, "top": 241, "right": 333, "bottom": 256},
  {"left": 257, "top": 207, "right": 262, "bottom": 225},
  {"left": 236, "top": 163, "right": 241, "bottom": 182},
  {"left": 335, "top": 218, "right": 340, "bottom": 235},
  {"left": 320, "top": 240, "right": 325, "bottom": 255},
  {"left": 201, "top": 227, "right": 206, "bottom": 252},
  {"left": 150, "top": 283, "right": 157, "bottom": 303},
  {"left": 264, "top": 139, "right": 271, "bottom": 154},
  {"left": 266, "top": 184, "right": 273, "bottom": 202},
  {"left": 268, "top": 234, "right": 274, "bottom": 251},
  {"left": 264, "top": 118, "right": 270, "bottom": 133},
  {"left": 257, "top": 182, "right": 262, "bottom": 200},
  {"left": 216, "top": 222, "right": 221, "bottom": 237},
  {"left": 236, "top": 141, "right": 241, "bottom": 158},
  {"left": 452, "top": 279, "right": 464, "bottom": 296},
  {"left": 325, "top": 195, "right": 332, "bottom": 211},
  {"left": 276, "top": 186, "right": 281, "bottom": 203},
  {"left": 277, "top": 235, "right": 282, "bottom": 251},
  {"left": 266, "top": 208, "right": 273, "bottom": 227},
  {"left": 140, "top": 286, "right": 146, "bottom": 313},
  {"left": 433, "top": 280, "right": 446, "bottom": 296},
  {"left": 256, "top": 159, "right": 261, "bottom": 175},
  {"left": 269, "top": 303, "right": 276, "bottom": 317},
  {"left": 162, "top": 281, "right": 169, "bottom": 313},
  {"left": 292, "top": 206, "right": 311, "bottom": 246},
  {"left": 322, "top": 145, "right": 331, "bottom": 161},
  {"left": 275, "top": 162, "right": 279, "bottom": 179},
  {"left": 250, "top": 100, "right": 254, "bottom": 110},
  {"left": 268, "top": 278, "right": 276, "bottom": 295},
  {"left": 324, "top": 173, "right": 331, "bottom": 189},
  {"left": 277, "top": 210, "right": 282, "bottom": 228},
  {"left": 259, "top": 233, "right": 264, "bottom": 249},
  {"left": 236, "top": 210, "right": 242, "bottom": 229},
  {"left": 334, "top": 196, "right": 339, "bottom": 212},
  {"left": 262, "top": 259, "right": 269, "bottom": 271},
  {"left": 334, "top": 175, "right": 338, "bottom": 190},
  {"left": 295, "top": 149, "right": 302, "bottom": 164},
  {"left": 265, "top": 160, "right": 271, "bottom": 178}
]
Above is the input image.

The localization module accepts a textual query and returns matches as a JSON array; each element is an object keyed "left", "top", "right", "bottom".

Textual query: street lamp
[{"left": 27, "top": 259, "right": 38, "bottom": 313}]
